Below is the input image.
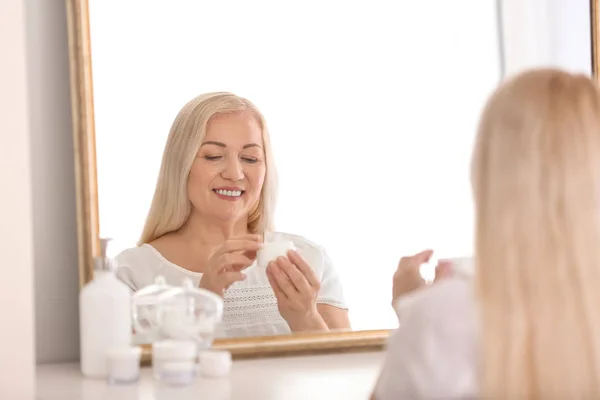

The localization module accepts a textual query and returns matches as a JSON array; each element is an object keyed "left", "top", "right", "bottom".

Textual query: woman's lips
[{"left": 213, "top": 188, "right": 244, "bottom": 200}]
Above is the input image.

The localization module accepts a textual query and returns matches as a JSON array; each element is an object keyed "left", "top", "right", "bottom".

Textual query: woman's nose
[{"left": 221, "top": 157, "right": 244, "bottom": 181}]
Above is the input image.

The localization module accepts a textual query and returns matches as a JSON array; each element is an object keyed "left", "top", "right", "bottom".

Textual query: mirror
[{"left": 66, "top": 0, "right": 501, "bottom": 359}]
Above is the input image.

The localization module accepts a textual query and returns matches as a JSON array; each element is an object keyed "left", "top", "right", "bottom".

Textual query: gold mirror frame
[
  {"left": 65, "top": 0, "right": 389, "bottom": 362},
  {"left": 593, "top": 0, "right": 600, "bottom": 77}
]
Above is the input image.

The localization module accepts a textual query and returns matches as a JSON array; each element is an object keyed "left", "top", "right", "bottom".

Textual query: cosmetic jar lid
[
  {"left": 152, "top": 339, "right": 197, "bottom": 360},
  {"left": 198, "top": 350, "right": 232, "bottom": 378},
  {"left": 107, "top": 345, "right": 142, "bottom": 360},
  {"left": 256, "top": 240, "right": 295, "bottom": 266}
]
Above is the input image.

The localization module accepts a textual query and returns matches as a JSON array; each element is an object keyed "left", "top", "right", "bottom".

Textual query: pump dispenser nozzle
[{"left": 94, "top": 238, "right": 114, "bottom": 271}]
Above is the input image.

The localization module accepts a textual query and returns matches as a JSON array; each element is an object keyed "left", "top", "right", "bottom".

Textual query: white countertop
[{"left": 37, "top": 351, "right": 385, "bottom": 400}]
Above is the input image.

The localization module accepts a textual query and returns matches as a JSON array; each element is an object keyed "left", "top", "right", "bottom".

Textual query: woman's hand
[
  {"left": 266, "top": 250, "right": 328, "bottom": 332},
  {"left": 199, "top": 234, "right": 262, "bottom": 297},
  {"left": 392, "top": 249, "right": 452, "bottom": 303}
]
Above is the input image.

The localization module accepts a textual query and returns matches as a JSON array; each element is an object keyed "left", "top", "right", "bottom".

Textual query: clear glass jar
[
  {"left": 131, "top": 276, "right": 173, "bottom": 343},
  {"left": 155, "top": 278, "right": 223, "bottom": 351},
  {"left": 152, "top": 339, "right": 198, "bottom": 386}
]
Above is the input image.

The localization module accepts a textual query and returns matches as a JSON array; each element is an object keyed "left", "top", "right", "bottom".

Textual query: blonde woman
[
  {"left": 371, "top": 68, "right": 600, "bottom": 399},
  {"left": 115, "top": 92, "right": 350, "bottom": 338}
]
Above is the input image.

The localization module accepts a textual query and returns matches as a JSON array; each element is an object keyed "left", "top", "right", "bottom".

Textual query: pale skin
[
  {"left": 391, "top": 249, "right": 453, "bottom": 302},
  {"left": 151, "top": 109, "right": 349, "bottom": 332}
]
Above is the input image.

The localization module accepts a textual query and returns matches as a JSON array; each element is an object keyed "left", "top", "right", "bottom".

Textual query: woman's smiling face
[{"left": 187, "top": 110, "right": 266, "bottom": 224}]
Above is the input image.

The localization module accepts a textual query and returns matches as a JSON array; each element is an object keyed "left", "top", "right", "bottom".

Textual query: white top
[
  {"left": 114, "top": 231, "right": 348, "bottom": 338},
  {"left": 373, "top": 278, "right": 478, "bottom": 400}
]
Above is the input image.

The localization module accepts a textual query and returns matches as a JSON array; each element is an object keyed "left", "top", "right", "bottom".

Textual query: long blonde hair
[
  {"left": 471, "top": 68, "right": 600, "bottom": 398},
  {"left": 139, "top": 92, "right": 278, "bottom": 245}
]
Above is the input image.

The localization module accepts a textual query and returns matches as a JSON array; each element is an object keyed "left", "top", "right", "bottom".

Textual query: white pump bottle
[{"left": 79, "top": 238, "right": 132, "bottom": 378}]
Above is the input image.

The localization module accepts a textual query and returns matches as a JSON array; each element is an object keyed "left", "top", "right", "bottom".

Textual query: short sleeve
[
  {"left": 113, "top": 247, "right": 154, "bottom": 292},
  {"left": 373, "top": 279, "right": 478, "bottom": 400},
  {"left": 316, "top": 247, "right": 348, "bottom": 309},
  {"left": 114, "top": 263, "right": 139, "bottom": 292}
]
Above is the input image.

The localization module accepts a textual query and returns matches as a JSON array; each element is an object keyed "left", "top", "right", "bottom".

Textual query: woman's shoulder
[
  {"left": 112, "top": 244, "right": 168, "bottom": 291},
  {"left": 114, "top": 244, "right": 161, "bottom": 267},
  {"left": 114, "top": 243, "right": 202, "bottom": 291}
]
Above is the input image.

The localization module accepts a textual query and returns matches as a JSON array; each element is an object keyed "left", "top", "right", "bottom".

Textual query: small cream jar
[
  {"left": 256, "top": 240, "right": 295, "bottom": 267},
  {"left": 106, "top": 346, "right": 142, "bottom": 385},
  {"left": 198, "top": 350, "right": 232, "bottom": 378},
  {"left": 152, "top": 340, "right": 198, "bottom": 386}
]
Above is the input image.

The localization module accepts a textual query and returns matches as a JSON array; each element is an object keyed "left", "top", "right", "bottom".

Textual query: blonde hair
[
  {"left": 471, "top": 68, "right": 600, "bottom": 398},
  {"left": 139, "top": 92, "right": 278, "bottom": 245}
]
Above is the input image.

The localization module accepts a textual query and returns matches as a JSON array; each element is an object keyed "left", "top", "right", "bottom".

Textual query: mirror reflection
[{"left": 88, "top": 0, "right": 501, "bottom": 342}]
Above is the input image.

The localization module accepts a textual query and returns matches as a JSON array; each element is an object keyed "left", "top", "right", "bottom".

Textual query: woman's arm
[
  {"left": 317, "top": 304, "right": 351, "bottom": 330},
  {"left": 314, "top": 247, "right": 351, "bottom": 330}
]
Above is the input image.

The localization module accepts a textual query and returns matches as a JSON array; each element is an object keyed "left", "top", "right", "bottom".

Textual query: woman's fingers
[
  {"left": 392, "top": 249, "right": 435, "bottom": 300},
  {"left": 268, "top": 262, "right": 297, "bottom": 298},
  {"left": 399, "top": 249, "right": 433, "bottom": 269},
  {"left": 276, "top": 256, "right": 312, "bottom": 293},
  {"left": 266, "top": 263, "right": 289, "bottom": 300},
  {"left": 217, "top": 253, "right": 254, "bottom": 272},
  {"left": 287, "top": 250, "right": 319, "bottom": 288},
  {"left": 221, "top": 271, "right": 247, "bottom": 289},
  {"left": 396, "top": 249, "right": 434, "bottom": 280}
]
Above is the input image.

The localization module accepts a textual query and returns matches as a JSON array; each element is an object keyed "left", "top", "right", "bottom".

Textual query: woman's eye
[
  {"left": 204, "top": 155, "right": 223, "bottom": 161},
  {"left": 242, "top": 157, "right": 259, "bottom": 164}
]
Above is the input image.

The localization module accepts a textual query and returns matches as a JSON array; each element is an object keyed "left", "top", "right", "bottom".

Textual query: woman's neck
[{"left": 176, "top": 213, "right": 249, "bottom": 246}]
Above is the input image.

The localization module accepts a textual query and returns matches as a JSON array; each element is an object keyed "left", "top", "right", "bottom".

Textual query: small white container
[
  {"left": 198, "top": 350, "right": 232, "bottom": 378},
  {"left": 106, "top": 346, "right": 142, "bottom": 385},
  {"left": 152, "top": 340, "right": 198, "bottom": 386},
  {"left": 256, "top": 240, "right": 295, "bottom": 266}
]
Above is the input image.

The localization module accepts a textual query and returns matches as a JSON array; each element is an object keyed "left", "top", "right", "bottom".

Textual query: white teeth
[{"left": 215, "top": 189, "right": 242, "bottom": 197}]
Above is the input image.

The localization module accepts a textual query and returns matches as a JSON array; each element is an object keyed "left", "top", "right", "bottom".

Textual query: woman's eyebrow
[
  {"left": 201, "top": 141, "right": 226, "bottom": 147},
  {"left": 200, "top": 141, "right": 262, "bottom": 149}
]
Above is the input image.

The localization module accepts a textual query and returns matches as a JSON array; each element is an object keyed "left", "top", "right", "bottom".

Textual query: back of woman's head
[
  {"left": 139, "top": 92, "right": 278, "bottom": 245},
  {"left": 472, "top": 68, "right": 600, "bottom": 398}
]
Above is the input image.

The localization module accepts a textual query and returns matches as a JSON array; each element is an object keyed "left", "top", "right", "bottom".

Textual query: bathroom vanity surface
[{"left": 36, "top": 350, "right": 385, "bottom": 399}]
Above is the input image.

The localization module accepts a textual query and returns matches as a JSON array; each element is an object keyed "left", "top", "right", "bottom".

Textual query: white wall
[
  {"left": 500, "top": 0, "right": 591, "bottom": 76},
  {"left": 0, "top": 1, "right": 36, "bottom": 398},
  {"left": 25, "top": 0, "right": 81, "bottom": 364}
]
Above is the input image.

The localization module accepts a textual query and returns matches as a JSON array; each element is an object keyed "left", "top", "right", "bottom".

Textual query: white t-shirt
[
  {"left": 114, "top": 231, "right": 348, "bottom": 338},
  {"left": 373, "top": 278, "right": 478, "bottom": 400}
]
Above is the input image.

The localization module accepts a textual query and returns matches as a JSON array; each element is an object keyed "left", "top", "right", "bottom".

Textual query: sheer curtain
[{"left": 90, "top": 0, "right": 501, "bottom": 330}]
